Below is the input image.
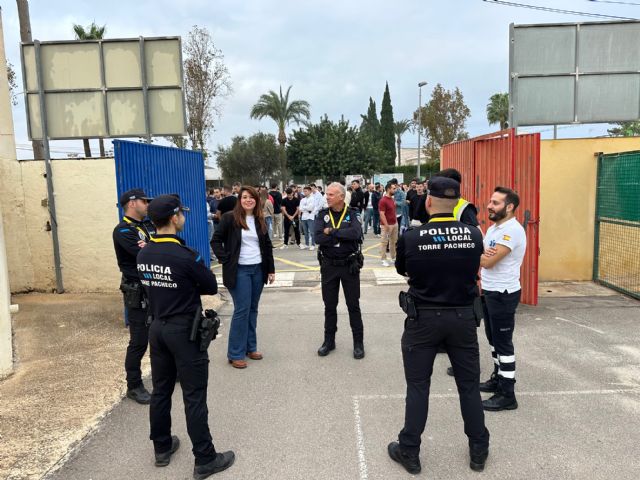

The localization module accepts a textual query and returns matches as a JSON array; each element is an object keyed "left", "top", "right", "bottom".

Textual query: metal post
[
  {"left": 417, "top": 88, "right": 421, "bottom": 179},
  {"left": 34, "top": 40, "right": 64, "bottom": 293},
  {"left": 138, "top": 36, "right": 152, "bottom": 144},
  {"left": 416, "top": 81, "right": 427, "bottom": 179},
  {"left": 553, "top": 125, "right": 558, "bottom": 139}
]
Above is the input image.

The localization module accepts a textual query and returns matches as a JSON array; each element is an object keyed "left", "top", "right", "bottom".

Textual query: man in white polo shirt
[{"left": 479, "top": 186, "right": 526, "bottom": 412}]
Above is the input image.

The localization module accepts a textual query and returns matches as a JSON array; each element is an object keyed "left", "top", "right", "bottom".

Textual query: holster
[
  {"left": 189, "top": 306, "right": 221, "bottom": 351},
  {"left": 472, "top": 295, "right": 485, "bottom": 327},
  {"left": 399, "top": 291, "right": 418, "bottom": 322},
  {"left": 120, "top": 279, "right": 145, "bottom": 309}
]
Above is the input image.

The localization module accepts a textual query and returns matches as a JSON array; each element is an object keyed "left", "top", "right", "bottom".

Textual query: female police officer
[{"left": 138, "top": 194, "right": 234, "bottom": 479}]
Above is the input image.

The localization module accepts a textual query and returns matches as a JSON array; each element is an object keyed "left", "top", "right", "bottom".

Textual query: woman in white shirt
[
  {"left": 212, "top": 186, "right": 275, "bottom": 369},
  {"left": 299, "top": 186, "right": 317, "bottom": 250}
]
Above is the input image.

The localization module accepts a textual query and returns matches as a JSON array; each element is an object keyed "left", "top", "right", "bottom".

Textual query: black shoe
[
  {"left": 479, "top": 372, "right": 499, "bottom": 393},
  {"left": 469, "top": 449, "right": 488, "bottom": 472},
  {"left": 126, "top": 385, "right": 151, "bottom": 405},
  {"left": 353, "top": 342, "right": 365, "bottom": 359},
  {"left": 446, "top": 366, "right": 454, "bottom": 376},
  {"left": 483, "top": 393, "right": 518, "bottom": 411},
  {"left": 193, "top": 451, "right": 236, "bottom": 479},
  {"left": 317, "top": 340, "right": 336, "bottom": 356},
  {"left": 155, "top": 435, "right": 180, "bottom": 467},
  {"left": 387, "top": 442, "right": 421, "bottom": 474}
]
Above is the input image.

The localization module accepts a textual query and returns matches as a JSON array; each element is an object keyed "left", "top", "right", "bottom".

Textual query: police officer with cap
[
  {"left": 112, "top": 188, "right": 154, "bottom": 404},
  {"left": 314, "top": 182, "right": 365, "bottom": 359},
  {"left": 387, "top": 177, "right": 490, "bottom": 474},
  {"left": 138, "top": 194, "right": 235, "bottom": 478}
]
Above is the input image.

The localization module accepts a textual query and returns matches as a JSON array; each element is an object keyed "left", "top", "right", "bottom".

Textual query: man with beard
[{"left": 479, "top": 187, "right": 526, "bottom": 411}]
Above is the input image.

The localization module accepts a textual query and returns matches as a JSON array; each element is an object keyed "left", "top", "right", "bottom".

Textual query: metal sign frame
[
  {"left": 509, "top": 20, "right": 640, "bottom": 128},
  {"left": 20, "top": 36, "right": 187, "bottom": 140}
]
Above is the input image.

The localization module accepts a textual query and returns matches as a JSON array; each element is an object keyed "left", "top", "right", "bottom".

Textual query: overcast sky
[{"left": 3, "top": 0, "right": 639, "bottom": 162}]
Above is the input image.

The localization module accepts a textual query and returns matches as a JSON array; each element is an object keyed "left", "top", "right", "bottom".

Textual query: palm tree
[
  {"left": 250, "top": 85, "right": 311, "bottom": 147},
  {"left": 486, "top": 93, "right": 509, "bottom": 130},
  {"left": 393, "top": 119, "right": 412, "bottom": 166},
  {"left": 73, "top": 22, "right": 107, "bottom": 157}
]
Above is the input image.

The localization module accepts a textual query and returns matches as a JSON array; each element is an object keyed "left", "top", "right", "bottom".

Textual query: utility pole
[
  {"left": 16, "top": 0, "right": 44, "bottom": 160},
  {"left": 417, "top": 81, "right": 427, "bottom": 179}
]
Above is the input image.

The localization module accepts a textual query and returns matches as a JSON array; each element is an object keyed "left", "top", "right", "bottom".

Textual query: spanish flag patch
[{"left": 503, "top": 234, "right": 511, "bottom": 241}]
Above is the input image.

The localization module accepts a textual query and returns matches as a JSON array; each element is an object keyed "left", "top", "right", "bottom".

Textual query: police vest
[{"left": 453, "top": 198, "right": 470, "bottom": 222}]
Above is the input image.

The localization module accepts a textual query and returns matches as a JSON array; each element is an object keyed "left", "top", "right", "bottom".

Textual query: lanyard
[
  {"left": 150, "top": 237, "right": 182, "bottom": 245},
  {"left": 123, "top": 217, "right": 149, "bottom": 240},
  {"left": 329, "top": 204, "right": 348, "bottom": 229},
  {"left": 428, "top": 216, "right": 456, "bottom": 223}
]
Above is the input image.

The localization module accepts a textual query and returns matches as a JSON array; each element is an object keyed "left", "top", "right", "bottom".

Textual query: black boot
[
  {"left": 317, "top": 339, "right": 336, "bottom": 356},
  {"left": 155, "top": 435, "right": 180, "bottom": 467},
  {"left": 479, "top": 368, "right": 499, "bottom": 393},
  {"left": 482, "top": 393, "right": 518, "bottom": 411},
  {"left": 193, "top": 451, "right": 235, "bottom": 479},
  {"left": 353, "top": 341, "right": 365, "bottom": 359},
  {"left": 387, "top": 442, "right": 421, "bottom": 474},
  {"left": 126, "top": 384, "right": 151, "bottom": 404},
  {"left": 469, "top": 449, "right": 488, "bottom": 472}
]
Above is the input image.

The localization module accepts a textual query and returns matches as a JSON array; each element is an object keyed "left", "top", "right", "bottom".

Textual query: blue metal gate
[{"left": 114, "top": 140, "right": 210, "bottom": 266}]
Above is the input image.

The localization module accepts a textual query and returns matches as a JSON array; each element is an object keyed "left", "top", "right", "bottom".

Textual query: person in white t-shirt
[
  {"left": 299, "top": 186, "right": 317, "bottom": 250},
  {"left": 478, "top": 186, "right": 526, "bottom": 412}
]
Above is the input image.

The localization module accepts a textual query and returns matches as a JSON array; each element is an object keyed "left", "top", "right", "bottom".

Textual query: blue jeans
[
  {"left": 372, "top": 211, "right": 381, "bottom": 235},
  {"left": 265, "top": 216, "right": 273, "bottom": 240},
  {"left": 228, "top": 264, "right": 265, "bottom": 360},
  {"left": 363, "top": 208, "right": 374, "bottom": 233},
  {"left": 301, "top": 219, "right": 315, "bottom": 246}
]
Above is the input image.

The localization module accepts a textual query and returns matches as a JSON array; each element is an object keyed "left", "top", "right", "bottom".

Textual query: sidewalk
[
  {"left": 0, "top": 292, "right": 222, "bottom": 480},
  {"left": 44, "top": 283, "right": 640, "bottom": 480}
]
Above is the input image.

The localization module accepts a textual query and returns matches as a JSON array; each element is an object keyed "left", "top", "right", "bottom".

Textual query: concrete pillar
[{"left": 0, "top": 7, "right": 16, "bottom": 375}]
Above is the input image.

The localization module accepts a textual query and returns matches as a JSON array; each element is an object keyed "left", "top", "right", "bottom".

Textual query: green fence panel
[{"left": 594, "top": 151, "right": 640, "bottom": 300}]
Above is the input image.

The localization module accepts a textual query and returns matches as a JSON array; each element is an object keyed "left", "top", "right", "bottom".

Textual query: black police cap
[
  {"left": 148, "top": 194, "right": 190, "bottom": 222},
  {"left": 119, "top": 188, "right": 153, "bottom": 207},
  {"left": 427, "top": 177, "right": 460, "bottom": 199}
]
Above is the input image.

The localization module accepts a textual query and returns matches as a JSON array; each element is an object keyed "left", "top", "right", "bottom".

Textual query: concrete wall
[
  {"left": 19, "top": 158, "right": 121, "bottom": 292},
  {"left": 539, "top": 137, "right": 640, "bottom": 281}
]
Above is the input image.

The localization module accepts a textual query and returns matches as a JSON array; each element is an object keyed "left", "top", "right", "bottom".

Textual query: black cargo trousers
[
  {"left": 320, "top": 262, "right": 363, "bottom": 343},
  {"left": 398, "top": 307, "right": 490, "bottom": 455},
  {"left": 148, "top": 315, "right": 217, "bottom": 465},
  {"left": 124, "top": 305, "right": 149, "bottom": 390}
]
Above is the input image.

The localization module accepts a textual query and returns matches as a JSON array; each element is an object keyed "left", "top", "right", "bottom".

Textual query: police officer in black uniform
[
  {"left": 387, "top": 177, "right": 490, "bottom": 474},
  {"left": 138, "top": 195, "right": 235, "bottom": 479},
  {"left": 112, "top": 188, "right": 153, "bottom": 404},
  {"left": 314, "top": 182, "right": 365, "bottom": 359}
]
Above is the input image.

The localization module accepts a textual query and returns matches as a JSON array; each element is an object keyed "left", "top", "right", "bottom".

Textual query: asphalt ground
[{"left": 45, "top": 235, "right": 640, "bottom": 480}]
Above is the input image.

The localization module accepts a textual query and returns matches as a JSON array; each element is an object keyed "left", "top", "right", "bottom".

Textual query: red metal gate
[{"left": 441, "top": 129, "right": 540, "bottom": 305}]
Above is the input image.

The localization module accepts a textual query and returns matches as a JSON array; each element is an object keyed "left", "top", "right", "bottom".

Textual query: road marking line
[
  {"left": 354, "top": 388, "right": 640, "bottom": 401},
  {"left": 273, "top": 256, "right": 319, "bottom": 271},
  {"left": 352, "top": 397, "right": 369, "bottom": 480},
  {"left": 554, "top": 316, "right": 605, "bottom": 335},
  {"left": 362, "top": 244, "right": 379, "bottom": 253}
]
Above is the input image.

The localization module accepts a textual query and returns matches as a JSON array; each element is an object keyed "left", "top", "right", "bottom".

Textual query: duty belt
[
  {"left": 322, "top": 257, "right": 351, "bottom": 266},
  {"left": 415, "top": 303, "right": 473, "bottom": 311},
  {"left": 159, "top": 313, "right": 193, "bottom": 324}
]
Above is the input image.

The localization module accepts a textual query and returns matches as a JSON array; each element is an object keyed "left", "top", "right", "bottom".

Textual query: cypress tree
[
  {"left": 379, "top": 82, "right": 396, "bottom": 168},
  {"left": 360, "top": 97, "right": 380, "bottom": 138}
]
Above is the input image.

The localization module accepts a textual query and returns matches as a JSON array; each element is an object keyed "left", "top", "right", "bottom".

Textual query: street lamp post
[{"left": 417, "top": 81, "right": 427, "bottom": 179}]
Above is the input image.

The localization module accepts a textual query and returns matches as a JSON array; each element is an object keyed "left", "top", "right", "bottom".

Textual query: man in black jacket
[
  {"left": 371, "top": 183, "right": 382, "bottom": 236},
  {"left": 139, "top": 194, "right": 235, "bottom": 479},
  {"left": 315, "top": 183, "right": 365, "bottom": 359},
  {"left": 349, "top": 179, "right": 365, "bottom": 213},
  {"left": 112, "top": 188, "right": 153, "bottom": 405}
]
